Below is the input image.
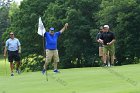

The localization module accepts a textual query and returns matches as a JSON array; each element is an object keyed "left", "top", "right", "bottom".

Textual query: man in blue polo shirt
[
  {"left": 42, "top": 23, "right": 68, "bottom": 74},
  {"left": 4, "top": 32, "right": 21, "bottom": 76}
]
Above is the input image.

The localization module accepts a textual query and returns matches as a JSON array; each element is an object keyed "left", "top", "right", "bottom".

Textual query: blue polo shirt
[
  {"left": 6, "top": 38, "right": 21, "bottom": 51},
  {"left": 44, "top": 32, "right": 61, "bottom": 50}
]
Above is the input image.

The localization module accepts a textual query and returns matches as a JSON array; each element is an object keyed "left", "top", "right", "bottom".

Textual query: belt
[
  {"left": 47, "top": 49, "right": 57, "bottom": 50},
  {"left": 8, "top": 50, "right": 18, "bottom": 52}
]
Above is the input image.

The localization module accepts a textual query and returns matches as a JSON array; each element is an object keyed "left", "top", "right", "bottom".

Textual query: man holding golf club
[
  {"left": 4, "top": 32, "right": 21, "bottom": 76},
  {"left": 42, "top": 23, "right": 68, "bottom": 74},
  {"left": 98, "top": 25, "right": 115, "bottom": 66}
]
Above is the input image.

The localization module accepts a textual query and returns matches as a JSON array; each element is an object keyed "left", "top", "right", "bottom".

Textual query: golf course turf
[{"left": 0, "top": 58, "right": 140, "bottom": 93}]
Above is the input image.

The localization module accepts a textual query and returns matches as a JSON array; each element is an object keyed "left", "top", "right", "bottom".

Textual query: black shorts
[{"left": 8, "top": 50, "right": 20, "bottom": 62}]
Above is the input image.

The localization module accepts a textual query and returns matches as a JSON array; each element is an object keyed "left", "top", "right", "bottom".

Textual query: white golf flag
[{"left": 38, "top": 17, "right": 46, "bottom": 36}]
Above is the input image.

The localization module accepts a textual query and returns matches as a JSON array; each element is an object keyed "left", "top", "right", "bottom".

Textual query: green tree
[
  {"left": 4, "top": 0, "right": 140, "bottom": 71},
  {"left": 0, "top": 6, "right": 10, "bottom": 53}
]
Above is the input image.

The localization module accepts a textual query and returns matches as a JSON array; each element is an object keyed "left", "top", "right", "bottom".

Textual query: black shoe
[{"left": 11, "top": 73, "right": 14, "bottom": 76}]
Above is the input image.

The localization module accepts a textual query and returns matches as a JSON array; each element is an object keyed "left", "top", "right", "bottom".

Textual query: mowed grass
[
  {"left": 0, "top": 57, "right": 140, "bottom": 93},
  {"left": 0, "top": 56, "right": 10, "bottom": 76}
]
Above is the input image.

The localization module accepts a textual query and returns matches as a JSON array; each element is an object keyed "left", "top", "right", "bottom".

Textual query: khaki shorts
[
  {"left": 103, "top": 44, "right": 115, "bottom": 56},
  {"left": 99, "top": 47, "right": 103, "bottom": 57},
  {"left": 46, "top": 49, "right": 59, "bottom": 63}
]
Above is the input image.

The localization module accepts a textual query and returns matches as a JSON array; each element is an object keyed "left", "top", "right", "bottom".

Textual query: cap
[
  {"left": 9, "top": 32, "right": 14, "bottom": 35},
  {"left": 50, "top": 27, "right": 55, "bottom": 31},
  {"left": 104, "top": 25, "right": 109, "bottom": 29}
]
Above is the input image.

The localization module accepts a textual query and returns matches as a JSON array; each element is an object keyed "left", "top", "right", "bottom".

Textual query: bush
[{"left": 21, "top": 54, "right": 44, "bottom": 72}]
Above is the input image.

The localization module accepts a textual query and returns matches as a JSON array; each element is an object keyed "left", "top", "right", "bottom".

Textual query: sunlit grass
[{"left": 0, "top": 56, "right": 140, "bottom": 93}]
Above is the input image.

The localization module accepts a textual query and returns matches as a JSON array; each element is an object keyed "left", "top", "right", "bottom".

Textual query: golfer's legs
[
  {"left": 103, "top": 46, "right": 108, "bottom": 64},
  {"left": 10, "top": 62, "right": 14, "bottom": 73},
  {"left": 53, "top": 50, "right": 59, "bottom": 70},
  {"left": 107, "top": 51, "right": 110, "bottom": 64},
  {"left": 8, "top": 51, "right": 14, "bottom": 73},
  {"left": 109, "top": 45, "right": 115, "bottom": 64},
  {"left": 14, "top": 51, "right": 21, "bottom": 70},
  {"left": 99, "top": 47, "right": 104, "bottom": 62},
  {"left": 103, "top": 53, "right": 107, "bottom": 64},
  {"left": 16, "top": 62, "right": 20, "bottom": 70},
  {"left": 44, "top": 50, "right": 53, "bottom": 70}
]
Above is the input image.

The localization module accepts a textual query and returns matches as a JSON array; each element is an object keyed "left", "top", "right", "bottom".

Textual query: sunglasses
[{"left": 10, "top": 34, "right": 14, "bottom": 35}]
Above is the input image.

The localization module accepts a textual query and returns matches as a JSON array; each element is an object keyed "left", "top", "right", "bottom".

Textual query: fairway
[{"left": 0, "top": 58, "right": 140, "bottom": 93}]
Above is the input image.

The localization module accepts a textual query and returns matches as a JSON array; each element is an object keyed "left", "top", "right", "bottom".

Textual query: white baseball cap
[{"left": 104, "top": 25, "right": 109, "bottom": 29}]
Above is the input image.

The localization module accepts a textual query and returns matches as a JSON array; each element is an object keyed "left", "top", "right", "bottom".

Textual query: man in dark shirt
[
  {"left": 96, "top": 26, "right": 104, "bottom": 62},
  {"left": 99, "top": 25, "right": 115, "bottom": 66}
]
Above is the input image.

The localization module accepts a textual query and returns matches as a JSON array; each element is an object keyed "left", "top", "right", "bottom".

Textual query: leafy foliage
[
  {"left": 0, "top": 7, "right": 10, "bottom": 53},
  {"left": 1, "top": 0, "right": 140, "bottom": 71}
]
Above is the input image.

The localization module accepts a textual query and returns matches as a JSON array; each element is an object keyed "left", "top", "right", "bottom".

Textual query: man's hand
[
  {"left": 65, "top": 23, "right": 68, "bottom": 29},
  {"left": 4, "top": 47, "right": 7, "bottom": 58},
  {"left": 3, "top": 54, "right": 6, "bottom": 57},
  {"left": 60, "top": 23, "right": 69, "bottom": 33},
  {"left": 107, "top": 39, "right": 115, "bottom": 45},
  {"left": 98, "top": 39, "right": 104, "bottom": 44},
  {"left": 18, "top": 46, "right": 21, "bottom": 54},
  {"left": 3, "top": 54, "right": 6, "bottom": 58},
  {"left": 18, "top": 50, "right": 21, "bottom": 54},
  {"left": 107, "top": 42, "right": 112, "bottom": 45}
]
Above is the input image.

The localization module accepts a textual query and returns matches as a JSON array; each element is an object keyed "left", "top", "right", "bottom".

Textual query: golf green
[{"left": 0, "top": 58, "right": 140, "bottom": 93}]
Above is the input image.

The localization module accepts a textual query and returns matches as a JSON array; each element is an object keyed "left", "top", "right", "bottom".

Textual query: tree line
[{"left": 0, "top": 0, "right": 140, "bottom": 71}]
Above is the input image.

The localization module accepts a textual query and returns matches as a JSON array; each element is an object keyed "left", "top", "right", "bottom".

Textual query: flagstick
[
  {"left": 38, "top": 17, "right": 48, "bottom": 81},
  {"left": 42, "top": 26, "right": 48, "bottom": 81},
  {"left": 43, "top": 36, "right": 48, "bottom": 81}
]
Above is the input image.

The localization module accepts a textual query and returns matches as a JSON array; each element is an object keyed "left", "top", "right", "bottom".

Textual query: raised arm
[{"left": 60, "top": 23, "right": 68, "bottom": 33}]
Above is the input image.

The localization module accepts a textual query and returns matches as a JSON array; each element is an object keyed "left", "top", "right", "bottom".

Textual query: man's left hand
[
  {"left": 65, "top": 23, "right": 69, "bottom": 29},
  {"left": 107, "top": 42, "right": 112, "bottom": 45},
  {"left": 18, "top": 50, "right": 21, "bottom": 54}
]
